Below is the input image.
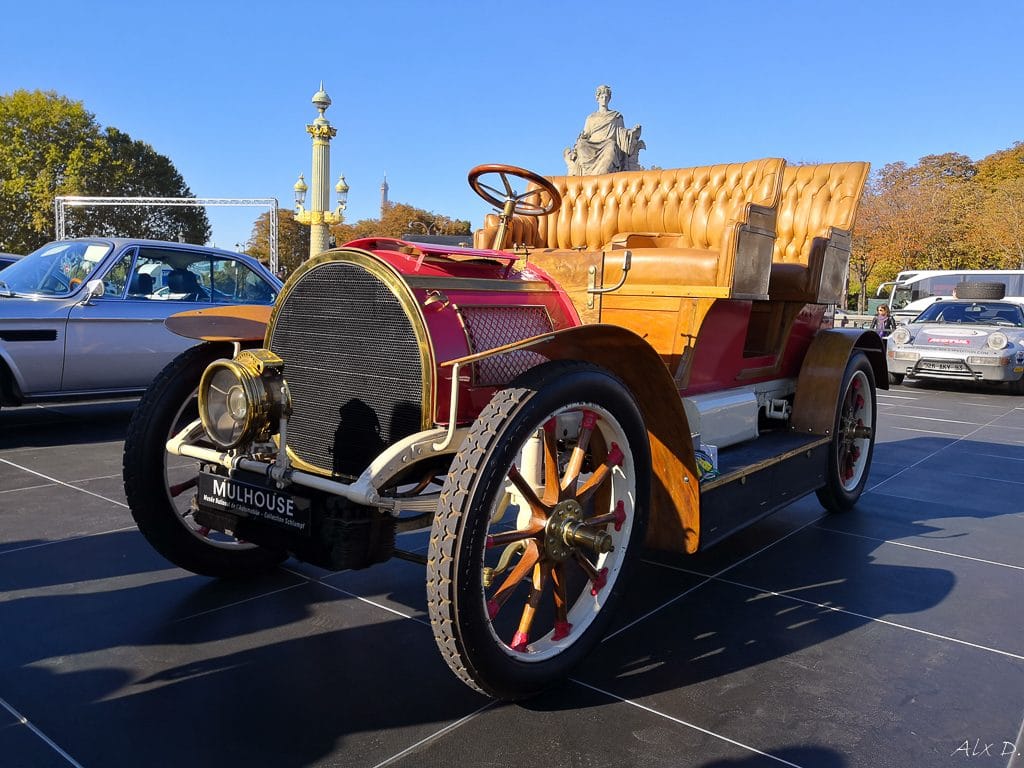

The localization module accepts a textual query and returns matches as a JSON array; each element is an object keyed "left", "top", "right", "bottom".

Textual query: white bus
[{"left": 878, "top": 269, "right": 1024, "bottom": 323}]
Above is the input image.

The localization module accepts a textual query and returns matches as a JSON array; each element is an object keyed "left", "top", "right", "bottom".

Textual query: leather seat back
[
  {"left": 476, "top": 159, "right": 785, "bottom": 252},
  {"left": 772, "top": 162, "right": 870, "bottom": 266}
]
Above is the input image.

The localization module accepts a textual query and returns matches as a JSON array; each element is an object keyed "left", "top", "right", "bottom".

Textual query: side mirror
[{"left": 82, "top": 279, "right": 105, "bottom": 303}]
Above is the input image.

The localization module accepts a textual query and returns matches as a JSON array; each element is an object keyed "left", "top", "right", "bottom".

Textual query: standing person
[{"left": 873, "top": 304, "right": 896, "bottom": 336}]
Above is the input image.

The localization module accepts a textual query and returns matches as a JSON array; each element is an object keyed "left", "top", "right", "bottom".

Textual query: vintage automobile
[
  {"left": 124, "top": 160, "right": 882, "bottom": 700},
  {"left": 886, "top": 282, "right": 1024, "bottom": 390},
  {"left": 0, "top": 238, "right": 279, "bottom": 412}
]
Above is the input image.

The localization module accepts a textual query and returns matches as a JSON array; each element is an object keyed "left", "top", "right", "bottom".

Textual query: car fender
[
  {"left": 790, "top": 329, "right": 887, "bottom": 436},
  {"left": 163, "top": 304, "right": 274, "bottom": 342},
  {"left": 0, "top": 348, "right": 25, "bottom": 404},
  {"left": 462, "top": 324, "right": 702, "bottom": 554}
]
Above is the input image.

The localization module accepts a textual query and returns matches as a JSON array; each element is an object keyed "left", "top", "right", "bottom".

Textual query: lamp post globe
[{"left": 293, "top": 82, "right": 348, "bottom": 261}]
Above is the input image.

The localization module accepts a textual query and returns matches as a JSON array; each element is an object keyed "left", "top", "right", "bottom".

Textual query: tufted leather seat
[
  {"left": 767, "top": 162, "right": 870, "bottom": 303},
  {"left": 475, "top": 159, "right": 785, "bottom": 299}
]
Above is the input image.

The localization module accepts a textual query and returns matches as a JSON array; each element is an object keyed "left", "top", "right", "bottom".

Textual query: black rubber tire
[
  {"left": 816, "top": 352, "right": 877, "bottom": 514},
  {"left": 123, "top": 343, "right": 287, "bottom": 577},
  {"left": 426, "top": 361, "right": 651, "bottom": 700},
  {"left": 888, "top": 372, "right": 905, "bottom": 385},
  {"left": 954, "top": 281, "right": 1005, "bottom": 300}
]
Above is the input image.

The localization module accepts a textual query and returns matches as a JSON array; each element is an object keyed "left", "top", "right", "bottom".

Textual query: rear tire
[
  {"left": 816, "top": 352, "right": 877, "bottom": 513},
  {"left": 123, "top": 343, "right": 286, "bottom": 577},
  {"left": 888, "top": 372, "right": 905, "bottom": 385}
]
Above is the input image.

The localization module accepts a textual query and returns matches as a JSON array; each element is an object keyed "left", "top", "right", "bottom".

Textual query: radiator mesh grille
[
  {"left": 461, "top": 305, "right": 551, "bottom": 386},
  {"left": 269, "top": 260, "right": 424, "bottom": 478}
]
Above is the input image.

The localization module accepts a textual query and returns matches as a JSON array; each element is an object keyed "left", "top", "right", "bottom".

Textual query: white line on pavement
[
  {"left": 0, "top": 458, "right": 127, "bottom": 508},
  {"left": 571, "top": 680, "right": 805, "bottom": 767},
  {"left": 0, "top": 696, "right": 85, "bottom": 768},
  {"left": 602, "top": 515, "right": 825, "bottom": 644},
  {"left": 814, "top": 526, "right": 1024, "bottom": 572},
  {"left": 282, "top": 566, "right": 431, "bottom": 626},
  {"left": 868, "top": 408, "right": 1012, "bottom": 492},
  {"left": 370, "top": 701, "right": 497, "bottom": 768},
  {"left": 0, "top": 525, "right": 137, "bottom": 557},
  {"left": 655, "top": 564, "right": 1024, "bottom": 662}
]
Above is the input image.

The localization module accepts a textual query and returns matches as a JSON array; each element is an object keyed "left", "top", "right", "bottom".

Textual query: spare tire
[{"left": 954, "top": 281, "right": 1006, "bottom": 300}]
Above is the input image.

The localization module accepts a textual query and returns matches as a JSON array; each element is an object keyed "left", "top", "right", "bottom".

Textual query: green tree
[
  {"left": 0, "top": 89, "right": 210, "bottom": 252},
  {"left": 67, "top": 127, "right": 211, "bottom": 244},
  {"left": 246, "top": 208, "right": 310, "bottom": 275}
]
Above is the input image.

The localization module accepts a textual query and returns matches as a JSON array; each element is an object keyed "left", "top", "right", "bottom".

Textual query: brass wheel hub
[{"left": 545, "top": 499, "right": 613, "bottom": 562}]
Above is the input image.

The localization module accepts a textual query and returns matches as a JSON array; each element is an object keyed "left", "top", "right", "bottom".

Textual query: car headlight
[
  {"left": 891, "top": 326, "right": 912, "bottom": 345},
  {"left": 891, "top": 350, "right": 920, "bottom": 361},
  {"left": 199, "top": 349, "right": 291, "bottom": 450},
  {"left": 986, "top": 332, "right": 1009, "bottom": 350}
]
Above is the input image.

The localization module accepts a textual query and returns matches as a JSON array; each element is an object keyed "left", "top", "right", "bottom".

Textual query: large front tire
[
  {"left": 427, "top": 361, "right": 651, "bottom": 700},
  {"left": 123, "top": 343, "right": 287, "bottom": 577},
  {"left": 816, "top": 352, "right": 877, "bottom": 513}
]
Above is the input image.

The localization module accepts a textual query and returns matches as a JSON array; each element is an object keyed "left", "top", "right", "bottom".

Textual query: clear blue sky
[{"left": 2, "top": 0, "right": 1022, "bottom": 249}]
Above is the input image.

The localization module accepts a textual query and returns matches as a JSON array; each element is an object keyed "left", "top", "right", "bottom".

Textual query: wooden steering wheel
[{"left": 468, "top": 164, "right": 561, "bottom": 217}]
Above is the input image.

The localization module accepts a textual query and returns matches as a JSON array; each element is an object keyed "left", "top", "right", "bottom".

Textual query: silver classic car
[
  {"left": 886, "top": 291, "right": 1024, "bottom": 391},
  {"left": 0, "top": 238, "right": 280, "bottom": 411}
]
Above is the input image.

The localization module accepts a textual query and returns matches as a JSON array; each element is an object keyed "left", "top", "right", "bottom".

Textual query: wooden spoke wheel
[
  {"left": 123, "top": 343, "right": 286, "bottom": 577},
  {"left": 427, "top": 361, "right": 650, "bottom": 699},
  {"left": 817, "top": 351, "right": 877, "bottom": 513}
]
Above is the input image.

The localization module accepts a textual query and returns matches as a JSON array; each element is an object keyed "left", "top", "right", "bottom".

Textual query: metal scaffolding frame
[{"left": 53, "top": 196, "right": 281, "bottom": 273}]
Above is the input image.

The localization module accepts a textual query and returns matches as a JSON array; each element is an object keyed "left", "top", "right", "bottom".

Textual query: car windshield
[
  {"left": 0, "top": 240, "right": 112, "bottom": 297},
  {"left": 914, "top": 301, "right": 1024, "bottom": 327}
]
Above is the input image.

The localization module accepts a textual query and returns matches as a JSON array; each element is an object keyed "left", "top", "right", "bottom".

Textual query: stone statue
[{"left": 564, "top": 84, "right": 644, "bottom": 175}]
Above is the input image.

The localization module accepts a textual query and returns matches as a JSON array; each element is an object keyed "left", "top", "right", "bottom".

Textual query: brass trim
[
  {"left": 699, "top": 435, "right": 831, "bottom": 492},
  {"left": 266, "top": 247, "right": 437, "bottom": 478},
  {"left": 285, "top": 443, "right": 330, "bottom": 477},
  {"left": 441, "top": 332, "right": 557, "bottom": 368},
  {"left": 405, "top": 276, "right": 551, "bottom": 292},
  {"left": 608, "top": 284, "right": 732, "bottom": 299}
]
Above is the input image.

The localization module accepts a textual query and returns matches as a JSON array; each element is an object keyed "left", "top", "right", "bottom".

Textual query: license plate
[
  {"left": 920, "top": 361, "right": 965, "bottom": 372},
  {"left": 198, "top": 472, "right": 309, "bottom": 534}
]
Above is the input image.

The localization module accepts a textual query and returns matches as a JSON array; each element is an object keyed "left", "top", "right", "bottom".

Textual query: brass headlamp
[{"left": 199, "top": 349, "right": 291, "bottom": 450}]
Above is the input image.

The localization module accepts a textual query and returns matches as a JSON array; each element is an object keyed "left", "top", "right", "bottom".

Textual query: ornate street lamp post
[{"left": 293, "top": 82, "right": 349, "bottom": 261}]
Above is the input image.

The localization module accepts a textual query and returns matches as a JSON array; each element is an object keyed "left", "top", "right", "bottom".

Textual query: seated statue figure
[{"left": 564, "top": 84, "right": 644, "bottom": 176}]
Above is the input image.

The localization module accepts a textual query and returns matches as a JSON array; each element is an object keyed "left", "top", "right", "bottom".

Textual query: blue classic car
[{"left": 0, "top": 238, "right": 280, "bottom": 410}]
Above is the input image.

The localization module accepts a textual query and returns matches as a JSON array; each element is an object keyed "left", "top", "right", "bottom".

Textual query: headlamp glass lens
[
  {"left": 204, "top": 366, "right": 250, "bottom": 447},
  {"left": 227, "top": 385, "right": 248, "bottom": 420}
]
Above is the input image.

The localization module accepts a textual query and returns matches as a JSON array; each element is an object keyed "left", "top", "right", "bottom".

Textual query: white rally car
[{"left": 886, "top": 290, "right": 1024, "bottom": 391}]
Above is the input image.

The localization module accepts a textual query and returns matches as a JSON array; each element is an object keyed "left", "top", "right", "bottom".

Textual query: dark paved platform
[{"left": 1, "top": 382, "right": 1022, "bottom": 768}]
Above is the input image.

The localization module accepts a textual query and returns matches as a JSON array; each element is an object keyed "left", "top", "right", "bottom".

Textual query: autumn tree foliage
[
  {"left": 330, "top": 201, "right": 471, "bottom": 245},
  {"left": 850, "top": 142, "right": 1024, "bottom": 309},
  {"left": 0, "top": 90, "right": 210, "bottom": 252},
  {"left": 245, "top": 202, "right": 471, "bottom": 274},
  {"left": 246, "top": 208, "right": 311, "bottom": 275}
]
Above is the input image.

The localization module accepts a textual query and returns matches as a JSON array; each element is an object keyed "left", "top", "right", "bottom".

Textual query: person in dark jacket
[{"left": 873, "top": 304, "right": 896, "bottom": 336}]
